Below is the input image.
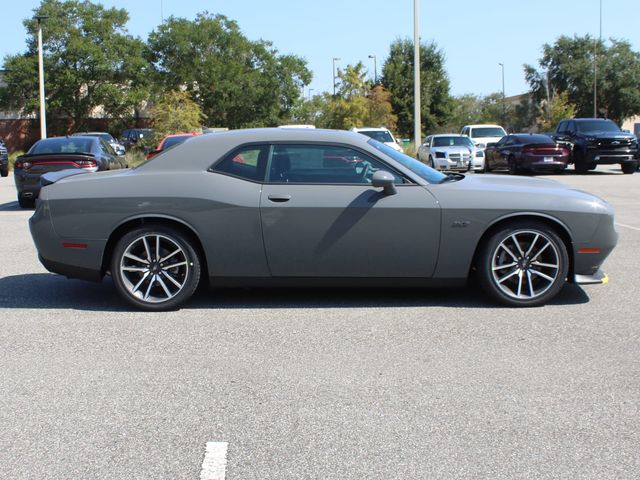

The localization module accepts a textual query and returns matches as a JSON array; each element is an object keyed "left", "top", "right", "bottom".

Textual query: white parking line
[
  {"left": 616, "top": 222, "right": 640, "bottom": 232},
  {"left": 200, "top": 442, "right": 228, "bottom": 480}
]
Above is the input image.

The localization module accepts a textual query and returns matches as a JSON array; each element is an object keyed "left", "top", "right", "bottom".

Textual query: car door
[
  {"left": 259, "top": 143, "right": 441, "bottom": 278},
  {"left": 496, "top": 136, "right": 514, "bottom": 169}
]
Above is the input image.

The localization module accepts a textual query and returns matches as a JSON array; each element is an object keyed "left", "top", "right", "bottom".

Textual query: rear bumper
[{"left": 574, "top": 270, "right": 608, "bottom": 285}]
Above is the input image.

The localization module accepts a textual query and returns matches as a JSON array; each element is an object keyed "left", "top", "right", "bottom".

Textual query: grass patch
[
  {"left": 7, "top": 151, "right": 25, "bottom": 173},
  {"left": 125, "top": 149, "right": 148, "bottom": 168}
]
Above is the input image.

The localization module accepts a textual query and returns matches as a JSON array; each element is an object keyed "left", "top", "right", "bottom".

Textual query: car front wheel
[
  {"left": 477, "top": 222, "right": 569, "bottom": 307},
  {"left": 111, "top": 225, "right": 201, "bottom": 311}
]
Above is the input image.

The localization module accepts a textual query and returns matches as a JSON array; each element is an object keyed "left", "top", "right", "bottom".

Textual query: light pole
[
  {"left": 413, "top": 0, "right": 421, "bottom": 150},
  {"left": 332, "top": 57, "right": 340, "bottom": 96},
  {"left": 593, "top": 0, "right": 602, "bottom": 117},
  {"left": 498, "top": 62, "right": 505, "bottom": 126},
  {"left": 368, "top": 54, "right": 377, "bottom": 85},
  {"left": 35, "top": 15, "right": 49, "bottom": 139}
]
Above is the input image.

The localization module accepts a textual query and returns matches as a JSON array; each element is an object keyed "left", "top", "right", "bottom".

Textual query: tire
[
  {"left": 111, "top": 225, "right": 202, "bottom": 311},
  {"left": 477, "top": 221, "right": 569, "bottom": 307},
  {"left": 0, "top": 167, "right": 8, "bottom": 177},
  {"left": 508, "top": 156, "right": 519, "bottom": 175},
  {"left": 621, "top": 162, "right": 637, "bottom": 174},
  {"left": 428, "top": 155, "right": 435, "bottom": 169},
  {"left": 18, "top": 196, "right": 35, "bottom": 209}
]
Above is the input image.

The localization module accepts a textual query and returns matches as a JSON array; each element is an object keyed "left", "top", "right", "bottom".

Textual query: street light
[
  {"left": 34, "top": 15, "right": 49, "bottom": 139},
  {"left": 593, "top": 0, "right": 602, "bottom": 117},
  {"left": 498, "top": 62, "right": 505, "bottom": 126},
  {"left": 332, "top": 57, "right": 340, "bottom": 96},
  {"left": 368, "top": 54, "right": 377, "bottom": 85},
  {"left": 413, "top": 0, "right": 421, "bottom": 150}
]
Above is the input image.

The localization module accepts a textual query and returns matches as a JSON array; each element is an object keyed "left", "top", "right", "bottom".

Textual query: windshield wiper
[{"left": 439, "top": 172, "right": 465, "bottom": 183}]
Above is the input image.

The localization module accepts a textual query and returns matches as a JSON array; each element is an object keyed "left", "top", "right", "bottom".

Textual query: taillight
[
  {"left": 15, "top": 160, "right": 32, "bottom": 170},
  {"left": 77, "top": 160, "right": 97, "bottom": 169}
]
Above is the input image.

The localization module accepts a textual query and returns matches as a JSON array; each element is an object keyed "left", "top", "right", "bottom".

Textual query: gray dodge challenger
[{"left": 29, "top": 128, "right": 617, "bottom": 311}]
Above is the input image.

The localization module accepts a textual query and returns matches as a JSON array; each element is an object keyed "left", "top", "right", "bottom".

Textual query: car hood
[
  {"left": 431, "top": 174, "right": 612, "bottom": 213},
  {"left": 576, "top": 131, "right": 636, "bottom": 140},
  {"left": 433, "top": 146, "right": 473, "bottom": 154}
]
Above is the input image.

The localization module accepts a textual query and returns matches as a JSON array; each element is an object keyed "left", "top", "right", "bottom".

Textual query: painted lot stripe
[
  {"left": 616, "top": 222, "right": 640, "bottom": 232},
  {"left": 200, "top": 442, "right": 228, "bottom": 480}
]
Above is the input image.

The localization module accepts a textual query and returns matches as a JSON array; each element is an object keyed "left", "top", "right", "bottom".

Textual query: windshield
[
  {"left": 433, "top": 136, "right": 475, "bottom": 148},
  {"left": 576, "top": 120, "right": 621, "bottom": 133},
  {"left": 367, "top": 139, "right": 446, "bottom": 183},
  {"left": 358, "top": 130, "right": 395, "bottom": 143},
  {"left": 29, "top": 137, "right": 94, "bottom": 155},
  {"left": 470, "top": 127, "right": 506, "bottom": 138}
]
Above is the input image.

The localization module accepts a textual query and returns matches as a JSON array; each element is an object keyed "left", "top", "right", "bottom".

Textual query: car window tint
[
  {"left": 267, "top": 144, "right": 404, "bottom": 185},
  {"left": 212, "top": 144, "right": 268, "bottom": 182}
]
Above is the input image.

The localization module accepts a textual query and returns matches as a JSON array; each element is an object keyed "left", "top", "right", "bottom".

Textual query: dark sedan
[
  {"left": 484, "top": 134, "right": 570, "bottom": 175},
  {"left": 14, "top": 136, "right": 126, "bottom": 208},
  {"left": 30, "top": 129, "right": 616, "bottom": 311}
]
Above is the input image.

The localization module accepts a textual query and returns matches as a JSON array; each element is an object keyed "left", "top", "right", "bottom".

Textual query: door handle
[{"left": 267, "top": 194, "right": 291, "bottom": 203}]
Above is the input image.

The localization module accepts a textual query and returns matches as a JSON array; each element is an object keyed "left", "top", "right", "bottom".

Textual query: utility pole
[
  {"left": 332, "top": 57, "right": 340, "bottom": 96},
  {"left": 593, "top": 0, "right": 602, "bottom": 117},
  {"left": 368, "top": 54, "right": 377, "bottom": 85},
  {"left": 499, "top": 63, "right": 505, "bottom": 127},
  {"left": 35, "top": 15, "right": 49, "bottom": 139},
  {"left": 413, "top": 0, "right": 421, "bottom": 150}
]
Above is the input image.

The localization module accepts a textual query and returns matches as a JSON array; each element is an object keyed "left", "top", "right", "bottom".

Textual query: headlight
[
  {"left": 476, "top": 143, "right": 486, "bottom": 149},
  {"left": 435, "top": 151, "right": 446, "bottom": 158},
  {"left": 475, "top": 150, "right": 484, "bottom": 157}
]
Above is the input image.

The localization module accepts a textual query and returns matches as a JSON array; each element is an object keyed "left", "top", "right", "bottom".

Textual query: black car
[
  {"left": 484, "top": 134, "right": 570, "bottom": 175},
  {"left": 553, "top": 118, "right": 638, "bottom": 174},
  {"left": 0, "top": 139, "right": 8, "bottom": 177},
  {"left": 119, "top": 128, "right": 154, "bottom": 151},
  {"left": 14, "top": 136, "right": 126, "bottom": 208}
]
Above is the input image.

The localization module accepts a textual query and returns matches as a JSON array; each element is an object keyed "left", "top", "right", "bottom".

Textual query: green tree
[
  {"left": 147, "top": 13, "right": 311, "bottom": 129},
  {"left": 0, "top": 0, "right": 150, "bottom": 133},
  {"left": 537, "top": 91, "right": 577, "bottom": 132},
  {"left": 525, "top": 35, "right": 640, "bottom": 124},
  {"left": 381, "top": 39, "right": 453, "bottom": 137},
  {"left": 151, "top": 90, "right": 205, "bottom": 139}
]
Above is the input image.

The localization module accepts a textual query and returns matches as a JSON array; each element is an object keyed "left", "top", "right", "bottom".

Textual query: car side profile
[
  {"left": 30, "top": 129, "right": 617, "bottom": 311},
  {"left": 484, "top": 134, "right": 570, "bottom": 174},
  {"left": 0, "top": 139, "right": 8, "bottom": 177}
]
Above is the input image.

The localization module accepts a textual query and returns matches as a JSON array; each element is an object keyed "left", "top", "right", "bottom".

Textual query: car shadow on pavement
[
  {"left": 0, "top": 200, "right": 22, "bottom": 211},
  {"left": 0, "top": 273, "right": 590, "bottom": 311}
]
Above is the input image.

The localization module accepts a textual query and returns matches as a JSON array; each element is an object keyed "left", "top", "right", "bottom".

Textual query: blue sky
[{"left": 2, "top": 0, "right": 639, "bottom": 98}]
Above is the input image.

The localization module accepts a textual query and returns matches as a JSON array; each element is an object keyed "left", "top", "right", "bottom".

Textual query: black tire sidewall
[
  {"left": 111, "top": 225, "right": 201, "bottom": 311},
  {"left": 478, "top": 221, "right": 569, "bottom": 307}
]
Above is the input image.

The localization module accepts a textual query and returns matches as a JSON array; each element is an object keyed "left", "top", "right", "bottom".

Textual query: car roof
[
  {"left": 432, "top": 134, "right": 466, "bottom": 137},
  {"left": 351, "top": 127, "right": 391, "bottom": 132},
  {"left": 140, "top": 128, "right": 385, "bottom": 171},
  {"left": 464, "top": 124, "right": 505, "bottom": 128}
]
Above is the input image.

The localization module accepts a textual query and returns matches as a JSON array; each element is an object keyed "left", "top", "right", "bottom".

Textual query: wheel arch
[
  {"left": 101, "top": 215, "right": 208, "bottom": 281},
  {"left": 470, "top": 213, "right": 574, "bottom": 279}
]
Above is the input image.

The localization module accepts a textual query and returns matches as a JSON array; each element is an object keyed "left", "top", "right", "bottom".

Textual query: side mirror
[{"left": 372, "top": 170, "right": 397, "bottom": 195}]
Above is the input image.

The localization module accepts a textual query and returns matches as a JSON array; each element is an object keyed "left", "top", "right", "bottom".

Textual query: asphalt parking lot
[{"left": 0, "top": 168, "right": 638, "bottom": 479}]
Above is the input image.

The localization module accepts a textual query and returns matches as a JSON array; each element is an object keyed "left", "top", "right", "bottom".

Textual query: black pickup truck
[{"left": 553, "top": 118, "right": 637, "bottom": 174}]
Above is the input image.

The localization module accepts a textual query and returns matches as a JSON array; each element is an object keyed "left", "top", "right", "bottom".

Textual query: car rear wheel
[
  {"left": 508, "top": 156, "right": 519, "bottom": 175},
  {"left": 477, "top": 221, "right": 569, "bottom": 307},
  {"left": 0, "top": 166, "right": 8, "bottom": 177},
  {"left": 18, "top": 196, "right": 35, "bottom": 209},
  {"left": 111, "top": 225, "right": 201, "bottom": 311},
  {"left": 621, "top": 162, "right": 636, "bottom": 174}
]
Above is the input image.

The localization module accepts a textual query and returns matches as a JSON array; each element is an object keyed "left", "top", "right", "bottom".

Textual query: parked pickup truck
[{"left": 553, "top": 118, "right": 637, "bottom": 174}]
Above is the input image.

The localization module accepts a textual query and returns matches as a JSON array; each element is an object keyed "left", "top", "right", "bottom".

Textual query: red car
[
  {"left": 146, "top": 133, "right": 199, "bottom": 160},
  {"left": 484, "top": 134, "right": 570, "bottom": 175}
]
